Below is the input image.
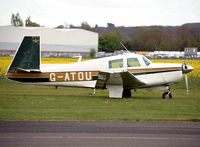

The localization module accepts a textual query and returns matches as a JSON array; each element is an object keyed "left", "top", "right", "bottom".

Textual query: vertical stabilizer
[{"left": 7, "top": 36, "right": 40, "bottom": 73}]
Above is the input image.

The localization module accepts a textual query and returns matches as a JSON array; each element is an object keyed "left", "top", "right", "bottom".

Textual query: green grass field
[{"left": 0, "top": 75, "right": 200, "bottom": 121}]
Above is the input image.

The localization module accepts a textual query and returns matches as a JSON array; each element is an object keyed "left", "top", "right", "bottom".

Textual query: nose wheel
[{"left": 162, "top": 87, "right": 172, "bottom": 99}]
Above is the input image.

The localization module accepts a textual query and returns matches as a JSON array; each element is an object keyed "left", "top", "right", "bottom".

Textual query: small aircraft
[{"left": 6, "top": 36, "right": 194, "bottom": 99}]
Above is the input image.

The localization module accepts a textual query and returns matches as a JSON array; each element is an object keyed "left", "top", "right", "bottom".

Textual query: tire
[
  {"left": 162, "top": 92, "right": 172, "bottom": 99},
  {"left": 123, "top": 89, "right": 131, "bottom": 98}
]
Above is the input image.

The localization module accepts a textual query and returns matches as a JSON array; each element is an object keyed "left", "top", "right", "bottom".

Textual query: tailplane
[{"left": 7, "top": 36, "right": 40, "bottom": 73}]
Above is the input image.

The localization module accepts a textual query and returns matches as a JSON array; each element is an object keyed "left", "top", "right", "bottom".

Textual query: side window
[
  {"left": 127, "top": 58, "right": 140, "bottom": 67},
  {"left": 142, "top": 56, "right": 151, "bottom": 66},
  {"left": 109, "top": 59, "right": 123, "bottom": 68}
]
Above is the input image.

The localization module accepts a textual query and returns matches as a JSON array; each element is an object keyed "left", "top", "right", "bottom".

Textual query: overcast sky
[{"left": 0, "top": 0, "right": 200, "bottom": 28}]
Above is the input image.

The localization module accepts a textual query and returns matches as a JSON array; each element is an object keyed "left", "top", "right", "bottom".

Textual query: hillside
[{"left": 94, "top": 23, "right": 200, "bottom": 40}]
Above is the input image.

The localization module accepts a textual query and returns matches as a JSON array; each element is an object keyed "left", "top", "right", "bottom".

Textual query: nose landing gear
[{"left": 162, "top": 87, "right": 172, "bottom": 99}]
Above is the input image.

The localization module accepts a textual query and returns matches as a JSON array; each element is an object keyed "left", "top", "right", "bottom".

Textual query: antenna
[{"left": 120, "top": 42, "right": 130, "bottom": 53}]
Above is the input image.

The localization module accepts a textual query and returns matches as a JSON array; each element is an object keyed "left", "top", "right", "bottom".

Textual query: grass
[
  {"left": 0, "top": 56, "right": 199, "bottom": 121},
  {"left": 0, "top": 75, "right": 200, "bottom": 121}
]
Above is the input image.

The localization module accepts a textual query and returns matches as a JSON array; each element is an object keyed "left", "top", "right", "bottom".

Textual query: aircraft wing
[
  {"left": 95, "top": 71, "right": 146, "bottom": 89},
  {"left": 120, "top": 71, "right": 146, "bottom": 88}
]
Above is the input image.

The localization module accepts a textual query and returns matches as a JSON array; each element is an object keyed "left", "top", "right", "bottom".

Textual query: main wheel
[
  {"left": 122, "top": 89, "right": 131, "bottom": 98},
  {"left": 162, "top": 92, "right": 172, "bottom": 99}
]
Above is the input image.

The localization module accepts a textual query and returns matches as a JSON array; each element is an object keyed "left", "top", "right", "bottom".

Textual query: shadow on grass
[
  {"left": 124, "top": 95, "right": 160, "bottom": 100},
  {"left": 189, "top": 119, "right": 200, "bottom": 122}
]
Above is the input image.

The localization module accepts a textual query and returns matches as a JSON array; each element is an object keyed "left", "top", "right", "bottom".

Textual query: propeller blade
[
  {"left": 185, "top": 74, "right": 189, "bottom": 94},
  {"left": 183, "top": 58, "right": 193, "bottom": 94}
]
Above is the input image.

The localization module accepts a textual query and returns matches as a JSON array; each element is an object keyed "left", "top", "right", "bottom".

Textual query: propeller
[
  {"left": 184, "top": 59, "right": 188, "bottom": 94},
  {"left": 182, "top": 59, "right": 194, "bottom": 94}
]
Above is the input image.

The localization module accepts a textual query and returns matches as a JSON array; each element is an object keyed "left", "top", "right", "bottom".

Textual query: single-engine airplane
[{"left": 6, "top": 36, "right": 194, "bottom": 99}]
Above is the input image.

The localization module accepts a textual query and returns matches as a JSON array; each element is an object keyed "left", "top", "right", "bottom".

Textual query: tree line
[
  {"left": 11, "top": 13, "right": 40, "bottom": 27},
  {"left": 11, "top": 13, "right": 200, "bottom": 52},
  {"left": 98, "top": 24, "right": 200, "bottom": 52}
]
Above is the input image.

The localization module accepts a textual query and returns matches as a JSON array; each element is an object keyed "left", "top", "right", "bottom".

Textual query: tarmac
[{"left": 0, "top": 121, "right": 200, "bottom": 147}]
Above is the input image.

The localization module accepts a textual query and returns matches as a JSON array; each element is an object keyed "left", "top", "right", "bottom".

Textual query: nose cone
[{"left": 182, "top": 65, "right": 194, "bottom": 74}]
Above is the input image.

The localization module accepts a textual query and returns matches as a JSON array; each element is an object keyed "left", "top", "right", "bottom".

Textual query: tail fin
[{"left": 7, "top": 36, "right": 40, "bottom": 73}]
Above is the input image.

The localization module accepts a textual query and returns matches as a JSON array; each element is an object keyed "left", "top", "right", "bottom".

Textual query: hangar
[{"left": 0, "top": 26, "right": 98, "bottom": 57}]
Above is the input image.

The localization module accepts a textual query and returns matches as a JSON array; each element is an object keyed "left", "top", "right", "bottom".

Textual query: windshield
[{"left": 142, "top": 56, "right": 151, "bottom": 66}]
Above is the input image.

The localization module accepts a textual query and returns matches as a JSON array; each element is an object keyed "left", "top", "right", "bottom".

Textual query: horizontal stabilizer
[{"left": 13, "top": 67, "right": 41, "bottom": 73}]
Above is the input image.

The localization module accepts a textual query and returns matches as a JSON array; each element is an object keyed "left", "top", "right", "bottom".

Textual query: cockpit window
[
  {"left": 142, "top": 56, "right": 151, "bottom": 66},
  {"left": 109, "top": 59, "right": 123, "bottom": 68},
  {"left": 127, "top": 58, "right": 140, "bottom": 67}
]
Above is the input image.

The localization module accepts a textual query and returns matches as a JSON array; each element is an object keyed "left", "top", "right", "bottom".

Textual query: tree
[
  {"left": 80, "top": 21, "right": 96, "bottom": 32},
  {"left": 25, "top": 16, "right": 40, "bottom": 27},
  {"left": 131, "top": 28, "right": 148, "bottom": 51},
  {"left": 69, "top": 24, "right": 78, "bottom": 28},
  {"left": 98, "top": 35, "right": 105, "bottom": 51},
  {"left": 99, "top": 29, "right": 123, "bottom": 52},
  {"left": 81, "top": 21, "right": 91, "bottom": 30},
  {"left": 131, "top": 28, "right": 174, "bottom": 51},
  {"left": 174, "top": 24, "right": 200, "bottom": 51},
  {"left": 89, "top": 48, "right": 96, "bottom": 58},
  {"left": 11, "top": 13, "right": 24, "bottom": 26},
  {"left": 123, "top": 40, "right": 132, "bottom": 51},
  {"left": 56, "top": 25, "right": 64, "bottom": 29},
  {"left": 107, "top": 23, "right": 115, "bottom": 28}
]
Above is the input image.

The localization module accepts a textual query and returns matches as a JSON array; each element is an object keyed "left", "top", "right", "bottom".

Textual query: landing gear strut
[
  {"left": 162, "top": 87, "right": 172, "bottom": 99},
  {"left": 92, "top": 88, "right": 96, "bottom": 95}
]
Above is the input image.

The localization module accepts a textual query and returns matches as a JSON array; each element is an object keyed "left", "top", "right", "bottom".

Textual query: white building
[{"left": 0, "top": 26, "right": 98, "bottom": 57}]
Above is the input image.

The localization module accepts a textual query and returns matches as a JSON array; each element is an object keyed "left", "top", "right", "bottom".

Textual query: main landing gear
[
  {"left": 122, "top": 89, "right": 131, "bottom": 98},
  {"left": 162, "top": 87, "right": 172, "bottom": 99}
]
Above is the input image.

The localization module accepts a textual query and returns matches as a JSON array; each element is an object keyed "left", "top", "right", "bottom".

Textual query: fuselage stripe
[
  {"left": 8, "top": 77, "right": 49, "bottom": 83},
  {"left": 6, "top": 67, "right": 182, "bottom": 83},
  {"left": 131, "top": 69, "right": 182, "bottom": 75}
]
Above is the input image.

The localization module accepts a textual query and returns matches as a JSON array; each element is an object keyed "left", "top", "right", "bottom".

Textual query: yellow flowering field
[
  {"left": 0, "top": 57, "right": 12, "bottom": 76},
  {"left": 0, "top": 57, "right": 89, "bottom": 76},
  {"left": 42, "top": 57, "right": 90, "bottom": 64},
  {"left": 0, "top": 57, "right": 199, "bottom": 77},
  {"left": 151, "top": 59, "right": 200, "bottom": 77}
]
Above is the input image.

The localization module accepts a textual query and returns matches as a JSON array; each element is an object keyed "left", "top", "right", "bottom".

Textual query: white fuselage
[{"left": 38, "top": 53, "right": 183, "bottom": 89}]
